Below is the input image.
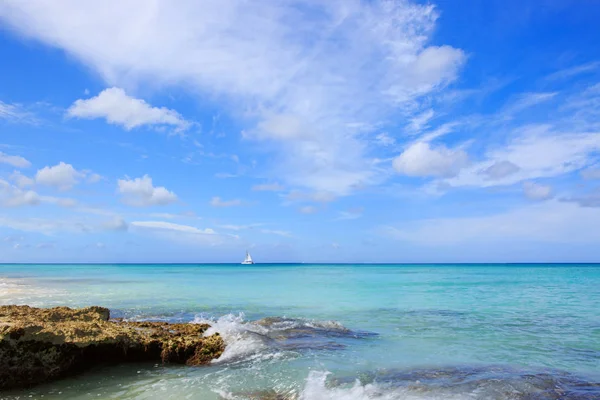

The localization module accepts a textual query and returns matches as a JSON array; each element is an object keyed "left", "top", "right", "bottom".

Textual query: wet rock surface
[{"left": 0, "top": 305, "right": 225, "bottom": 390}]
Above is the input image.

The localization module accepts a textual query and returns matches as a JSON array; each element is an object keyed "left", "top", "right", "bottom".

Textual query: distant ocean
[{"left": 1, "top": 263, "right": 600, "bottom": 399}]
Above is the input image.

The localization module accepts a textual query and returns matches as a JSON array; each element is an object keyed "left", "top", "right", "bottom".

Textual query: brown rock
[{"left": 0, "top": 305, "right": 225, "bottom": 390}]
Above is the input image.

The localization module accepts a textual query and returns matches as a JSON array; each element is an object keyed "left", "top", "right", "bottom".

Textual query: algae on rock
[{"left": 0, "top": 305, "right": 225, "bottom": 390}]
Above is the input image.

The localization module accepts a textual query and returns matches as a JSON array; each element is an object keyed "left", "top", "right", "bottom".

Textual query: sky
[{"left": 1, "top": 0, "right": 600, "bottom": 263}]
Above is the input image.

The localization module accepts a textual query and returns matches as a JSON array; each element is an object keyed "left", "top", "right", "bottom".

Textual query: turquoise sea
[{"left": 1, "top": 264, "right": 600, "bottom": 399}]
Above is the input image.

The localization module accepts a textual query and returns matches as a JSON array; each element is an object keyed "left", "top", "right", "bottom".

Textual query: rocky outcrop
[{"left": 0, "top": 305, "right": 225, "bottom": 390}]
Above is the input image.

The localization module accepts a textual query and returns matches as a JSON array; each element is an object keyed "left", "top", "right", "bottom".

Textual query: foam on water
[
  {"left": 192, "top": 313, "right": 375, "bottom": 364},
  {"left": 0, "top": 277, "right": 65, "bottom": 306},
  {"left": 194, "top": 313, "right": 273, "bottom": 363},
  {"left": 299, "top": 371, "right": 472, "bottom": 400}
]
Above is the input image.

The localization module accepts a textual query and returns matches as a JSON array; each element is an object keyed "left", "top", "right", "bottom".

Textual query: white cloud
[
  {"left": 42, "top": 196, "right": 77, "bottom": 207},
  {"left": 210, "top": 196, "right": 242, "bottom": 207},
  {"left": 0, "top": 178, "right": 76, "bottom": 207},
  {"left": 562, "top": 187, "right": 600, "bottom": 208},
  {"left": 218, "top": 223, "right": 261, "bottom": 231},
  {"left": 407, "top": 109, "right": 434, "bottom": 134},
  {"left": 581, "top": 167, "right": 600, "bottom": 180},
  {"left": 299, "top": 206, "right": 317, "bottom": 214},
  {"left": 393, "top": 141, "right": 468, "bottom": 178},
  {"left": 374, "top": 132, "right": 396, "bottom": 147},
  {"left": 446, "top": 126, "right": 600, "bottom": 188},
  {"left": 0, "top": 0, "right": 464, "bottom": 195},
  {"left": 130, "top": 220, "right": 239, "bottom": 247},
  {"left": 481, "top": 161, "right": 520, "bottom": 180},
  {"left": 252, "top": 183, "right": 284, "bottom": 192},
  {"left": 0, "top": 215, "right": 93, "bottom": 235},
  {"left": 215, "top": 173, "right": 238, "bottom": 179},
  {"left": 117, "top": 175, "right": 178, "bottom": 206},
  {"left": 335, "top": 208, "right": 364, "bottom": 221},
  {"left": 10, "top": 170, "right": 34, "bottom": 187},
  {"left": 130, "top": 220, "right": 215, "bottom": 235},
  {"left": 3, "top": 188, "right": 40, "bottom": 207},
  {"left": 35, "top": 162, "right": 85, "bottom": 190},
  {"left": 285, "top": 191, "right": 336, "bottom": 204},
  {"left": 87, "top": 173, "right": 103, "bottom": 183},
  {"left": 260, "top": 229, "right": 292, "bottom": 237},
  {"left": 0, "top": 151, "right": 31, "bottom": 168},
  {"left": 523, "top": 181, "right": 553, "bottom": 200},
  {"left": 103, "top": 217, "right": 129, "bottom": 231},
  {"left": 545, "top": 62, "right": 600, "bottom": 81},
  {"left": 67, "top": 87, "right": 190, "bottom": 131},
  {"left": 149, "top": 212, "right": 197, "bottom": 220},
  {"left": 503, "top": 92, "right": 557, "bottom": 116},
  {"left": 0, "top": 101, "right": 36, "bottom": 123},
  {"left": 381, "top": 200, "right": 600, "bottom": 246}
]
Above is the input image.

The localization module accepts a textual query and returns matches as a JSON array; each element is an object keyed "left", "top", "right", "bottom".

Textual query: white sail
[{"left": 241, "top": 251, "right": 254, "bottom": 264}]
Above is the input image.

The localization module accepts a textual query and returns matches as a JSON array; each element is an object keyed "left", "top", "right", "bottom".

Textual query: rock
[{"left": 0, "top": 305, "right": 225, "bottom": 390}]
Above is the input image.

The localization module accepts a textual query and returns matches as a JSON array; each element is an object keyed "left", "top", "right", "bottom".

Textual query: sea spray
[{"left": 194, "top": 313, "right": 274, "bottom": 363}]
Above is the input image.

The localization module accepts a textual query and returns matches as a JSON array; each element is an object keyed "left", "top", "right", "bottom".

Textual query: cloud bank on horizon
[{"left": 0, "top": 0, "right": 599, "bottom": 262}]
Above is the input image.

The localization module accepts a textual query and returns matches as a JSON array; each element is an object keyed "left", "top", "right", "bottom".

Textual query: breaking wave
[
  {"left": 192, "top": 313, "right": 377, "bottom": 364},
  {"left": 221, "top": 366, "right": 600, "bottom": 400}
]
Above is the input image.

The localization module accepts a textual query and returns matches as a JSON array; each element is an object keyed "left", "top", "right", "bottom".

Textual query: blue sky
[{"left": 1, "top": 0, "right": 600, "bottom": 263}]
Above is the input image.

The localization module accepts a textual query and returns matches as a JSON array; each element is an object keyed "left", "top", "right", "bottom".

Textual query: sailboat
[{"left": 241, "top": 251, "right": 254, "bottom": 265}]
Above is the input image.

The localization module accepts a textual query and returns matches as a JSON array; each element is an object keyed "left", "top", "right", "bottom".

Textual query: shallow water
[{"left": 1, "top": 264, "right": 599, "bottom": 399}]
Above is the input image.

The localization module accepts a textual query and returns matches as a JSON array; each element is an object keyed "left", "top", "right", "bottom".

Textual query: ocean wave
[
  {"left": 192, "top": 313, "right": 377, "bottom": 364},
  {"left": 297, "top": 366, "right": 600, "bottom": 400},
  {"left": 219, "top": 366, "right": 600, "bottom": 400}
]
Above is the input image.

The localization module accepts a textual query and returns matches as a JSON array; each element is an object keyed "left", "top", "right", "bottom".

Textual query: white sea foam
[
  {"left": 193, "top": 313, "right": 272, "bottom": 363},
  {"left": 299, "top": 371, "right": 473, "bottom": 400},
  {"left": 0, "top": 277, "right": 64, "bottom": 306},
  {"left": 192, "top": 314, "right": 358, "bottom": 365}
]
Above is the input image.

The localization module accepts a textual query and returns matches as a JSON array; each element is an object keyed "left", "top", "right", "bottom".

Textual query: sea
[{"left": 1, "top": 263, "right": 599, "bottom": 399}]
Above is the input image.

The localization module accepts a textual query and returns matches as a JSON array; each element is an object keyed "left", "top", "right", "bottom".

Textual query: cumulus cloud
[
  {"left": 35, "top": 162, "right": 85, "bottom": 190},
  {"left": 0, "top": 151, "right": 31, "bottom": 168},
  {"left": 210, "top": 196, "right": 242, "bottom": 207},
  {"left": 10, "top": 170, "right": 34, "bottom": 187},
  {"left": 3, "top": 188, "right": 40, "bottom": 207},
  {"left": 67, "top": 87, "right": 189, "bottom": 130},
  {"left": 0, "top": 0, "right": 465, "bottom": 195},
  {"left": 523, "top": 181, "right": 553, "bottom": 201},
  {"left": 103, "top": 217, "right": 129, "bottom": 231},
  {"left": 393, "top": 142, "right": 468, "bottom": 178},
  {"left": 0, "top": 178, "right": 76, "bottom": 207},
  {"left": 67, "top": 87, "right": 190, "bottom": 131},
  {"left": 117, "top": 175, "right": 178, "bottom": 206}
]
